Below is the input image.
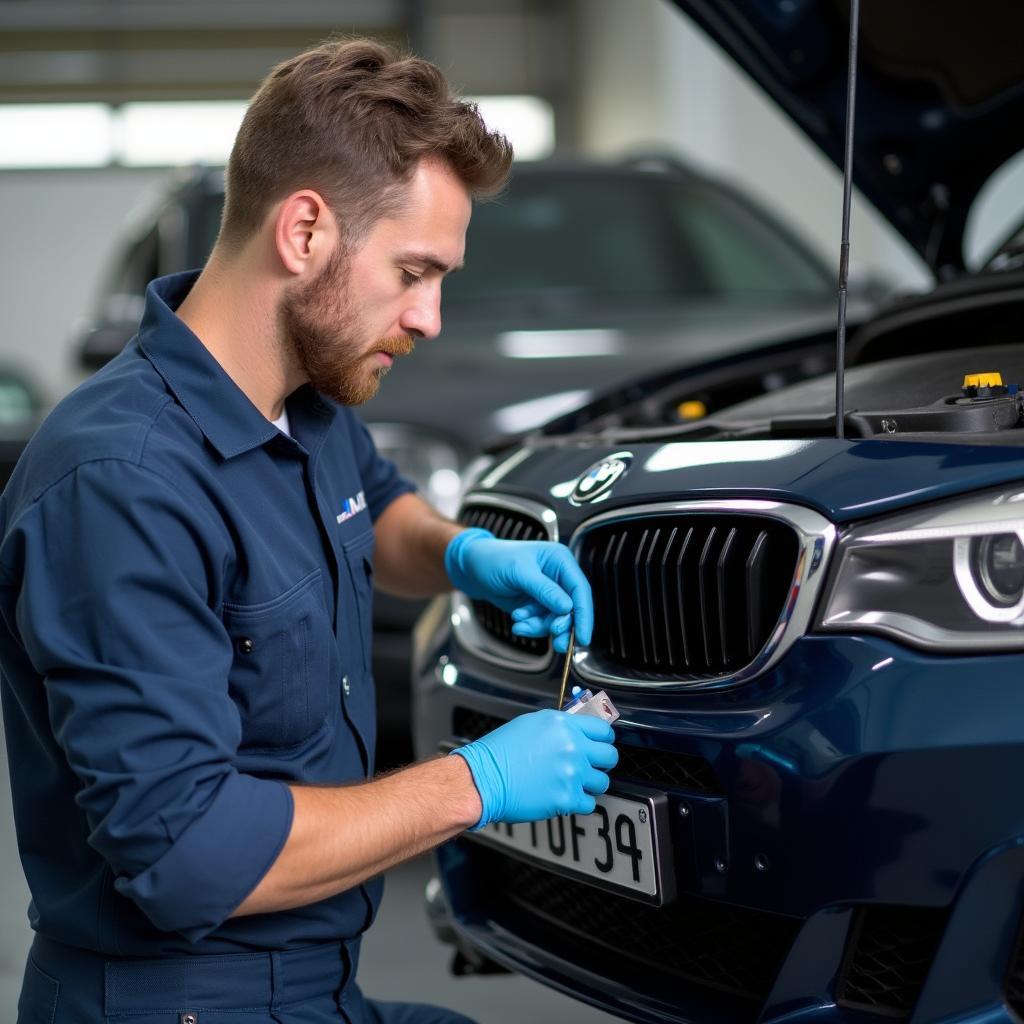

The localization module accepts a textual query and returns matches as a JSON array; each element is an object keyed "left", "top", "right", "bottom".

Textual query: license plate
[{"left": 469, "top": 787, "right": 675, "bottom": 905}]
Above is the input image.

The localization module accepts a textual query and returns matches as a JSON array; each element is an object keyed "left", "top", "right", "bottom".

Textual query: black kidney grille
[
  {"left": 470, "top": 844, "right": 799, "bottom": 1008},
  {"left": 460, "top": 504, "right": 549, "bottom": 543},
  {"left": 578, "top": 514, "right": 799, "bottom": 678},
  {"left": 458, "top": 504, "right": 551, "bottom": 656},
  {"left": 451, "top": 707, "right": 722, "bottom": 795},
  {"left": 836, "top": 905, "right": 948, "bottom": 1018}
]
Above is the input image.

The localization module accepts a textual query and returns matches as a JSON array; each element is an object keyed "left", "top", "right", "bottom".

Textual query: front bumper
[{"left": 414, "top": 622, "right": 1024, "bottom": 1023}]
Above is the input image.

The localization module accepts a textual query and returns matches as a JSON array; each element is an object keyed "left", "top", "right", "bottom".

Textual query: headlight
[
  {"left": 818, "top": 487, "right": 1024, "bottom": 650},
  {"left": 366, "top": 422, "right": 463, "bottom": 519},
  {"left": 954, "top": 533, "right": 1024, "bottom": 620}
]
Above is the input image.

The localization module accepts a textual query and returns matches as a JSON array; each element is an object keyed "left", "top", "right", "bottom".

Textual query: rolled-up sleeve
[{"left": 11, "top": 458, "right": 293, "bottom": 943}]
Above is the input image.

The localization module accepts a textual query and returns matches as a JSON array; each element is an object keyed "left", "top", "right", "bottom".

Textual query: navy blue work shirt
[{"left": 0, "top": 271, "right": 415, "bottom": 953}]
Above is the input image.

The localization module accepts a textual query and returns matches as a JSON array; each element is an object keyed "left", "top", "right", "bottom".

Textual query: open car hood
[{"left": 675, "top": 0, "right": 1024, "bottom": 278}]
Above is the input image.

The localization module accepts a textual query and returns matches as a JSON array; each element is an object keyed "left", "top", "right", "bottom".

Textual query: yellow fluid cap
[
  {"left": 964, "top": 372, "right": 1003, "bottom": 388},
  {"left": 677, "top": 400, "right": 707, "bottom": 421}
]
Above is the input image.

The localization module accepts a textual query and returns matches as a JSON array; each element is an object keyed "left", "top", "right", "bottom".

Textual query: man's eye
[{"left": 401, "top": 270, "right": 421, "bottom": 286}]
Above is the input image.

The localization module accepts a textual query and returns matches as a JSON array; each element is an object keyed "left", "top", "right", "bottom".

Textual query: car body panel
[
  {"left": 416, "top": 432, "right": 1024, "bottom": 1020},
  {"left": 473, "top": 437, "right": 1024, "bottom": 525},
  {"left": 417, "top": 619, "right": 1024, "bottom": 1023},
  {"left": 433, "top": 847, "right": 1024, "bottom": 1024},
  {"left": 423, "top": 631, "right": 1024, "bottom": 912}
]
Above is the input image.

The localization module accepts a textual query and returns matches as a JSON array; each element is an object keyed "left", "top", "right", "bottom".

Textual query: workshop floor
[{"left": 0, "top": 737, "right": 621, "bottom": 1022}]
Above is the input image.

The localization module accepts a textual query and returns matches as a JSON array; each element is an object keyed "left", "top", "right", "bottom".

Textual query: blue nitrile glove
[
  {"left": 445, "top": 528, "right": 593, "bottom": 654},
  {"left": 452, "top": 709, "right": 618, "bottom": 828}
]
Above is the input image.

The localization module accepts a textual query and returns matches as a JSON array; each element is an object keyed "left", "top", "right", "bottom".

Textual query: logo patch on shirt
[{"left": 336, "top": 490, "right": 367, "bottom": 524}]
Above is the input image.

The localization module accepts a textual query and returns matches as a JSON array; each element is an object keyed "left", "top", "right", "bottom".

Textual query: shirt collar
[{"left": 137, "top": 270, "right": 333, "bottom": 460}]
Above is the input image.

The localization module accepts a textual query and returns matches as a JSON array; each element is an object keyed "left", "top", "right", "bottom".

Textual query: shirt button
[
  {"left": 181, "top": 1014, "right": 199, "bottom": 1024},
  {"left": 342, "top": 675, "right": 350, "bottom": 697},
  {"left": 236, "top": 637, "right": 254, "bottom": 655}
]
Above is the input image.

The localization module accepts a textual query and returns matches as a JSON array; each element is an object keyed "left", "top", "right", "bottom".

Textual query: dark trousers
[{"left": 19, "top": 934, "right": 478, "bottom": 1024}]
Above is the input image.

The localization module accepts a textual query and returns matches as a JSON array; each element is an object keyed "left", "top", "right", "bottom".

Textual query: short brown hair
[{"left": 219, "top": 38, "right": 513, "bottom": 251}]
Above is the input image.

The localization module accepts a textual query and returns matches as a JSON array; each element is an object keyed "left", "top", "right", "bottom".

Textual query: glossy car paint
[
  {"left": 414, "top": 439, "right": 1024, "bottom": 1023},
  {"left": 471, "top": 437, "right": 1024, "bottom": 524}
]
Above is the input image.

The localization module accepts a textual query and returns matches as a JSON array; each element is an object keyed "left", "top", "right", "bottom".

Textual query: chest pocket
[
  {"left": 342, "top": 528, "right": 375, "bottom": 675},
  {"left": 222, "top": 569, "right": 334, "bottom": 750}
]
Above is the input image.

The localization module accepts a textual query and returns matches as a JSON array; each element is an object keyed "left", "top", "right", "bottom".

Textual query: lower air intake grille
[
  {"left": 470, "top": 844, "right": 799, "bottom": 1010},
  {"left": 836, "top": 905, "right": 948, "bottom": 1018},
  {"left": 459, "top": 504, "right": 550, "bottom": 656},
  {"left": 451, "top": 707, "right": 722, "bottom": 795},
  {"left": 578, "top": 513, "right": 799, "bottom": 679}
]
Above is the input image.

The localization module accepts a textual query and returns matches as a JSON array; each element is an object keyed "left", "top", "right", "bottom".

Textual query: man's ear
[{"left": 273, "top": 189, "right": 338, "bottom": 275}]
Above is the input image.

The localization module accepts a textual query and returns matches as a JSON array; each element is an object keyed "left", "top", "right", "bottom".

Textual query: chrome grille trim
[
  {"left": 569, "top": 499, "right": 836, "bottom": 691},
  {"left": 452, "top": 493, "right": 558, "bottom": 673}
]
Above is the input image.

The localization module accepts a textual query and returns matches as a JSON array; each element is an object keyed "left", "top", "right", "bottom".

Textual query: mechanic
[{"left": 0, "top": 39, "right": 617, "bottom": 1024}]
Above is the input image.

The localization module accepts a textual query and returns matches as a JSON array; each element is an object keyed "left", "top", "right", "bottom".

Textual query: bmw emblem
[{"left": 570, "top": 452, "right": 633, "bottom": 505}]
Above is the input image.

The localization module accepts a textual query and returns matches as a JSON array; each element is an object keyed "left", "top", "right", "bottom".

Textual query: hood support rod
[{"left": 835, "top": 0, "right": 860, "bottom": 439}]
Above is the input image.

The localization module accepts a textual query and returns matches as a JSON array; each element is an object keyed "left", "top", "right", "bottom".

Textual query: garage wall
[
  {"left": 573, "top": 0, "right": 932, "bottom": 294},
  {"left": 0, "top": 167, "right": 167, "bottom": 405},
  {"left": 0, "top": 0, "right": 578, "bottom": 409}
]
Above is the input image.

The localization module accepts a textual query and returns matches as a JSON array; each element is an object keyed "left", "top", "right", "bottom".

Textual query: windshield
[{"left": 442, "top": 169, "right": 834, "bottom": 311}]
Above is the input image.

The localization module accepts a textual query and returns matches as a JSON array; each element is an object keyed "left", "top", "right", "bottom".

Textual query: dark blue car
[{"left": 413, "top": 3, "right": 1024, "bottom": 1022}]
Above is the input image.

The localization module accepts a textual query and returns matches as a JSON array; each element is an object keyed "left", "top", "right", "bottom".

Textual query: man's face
[{"left": 280, "top": 156, "right": 472, "bottom": 406}]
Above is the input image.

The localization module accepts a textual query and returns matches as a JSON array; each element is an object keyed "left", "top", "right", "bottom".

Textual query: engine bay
[
  {"left": 520, "top": 271, "right": 1024, "bottom": 450},
  {"left": 703, "top": 346, "right": 1024, "bottom": 444}
]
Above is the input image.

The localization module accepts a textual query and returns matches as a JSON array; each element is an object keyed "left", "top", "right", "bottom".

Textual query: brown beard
[{"left": 279, "top": 246, "right": 415, "bottom": 406}]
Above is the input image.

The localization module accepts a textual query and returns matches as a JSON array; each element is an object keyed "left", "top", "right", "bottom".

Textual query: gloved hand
[
  {"left": 453, "top": 709, "right": 618, "bottom": 828},
  {"left": 445, "top": 528, "right": 593, "bottom": 653}
]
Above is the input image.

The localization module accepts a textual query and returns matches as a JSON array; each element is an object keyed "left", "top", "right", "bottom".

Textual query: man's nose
[{"left": 400, "top": 287, "right": 442, "bottom": 340}]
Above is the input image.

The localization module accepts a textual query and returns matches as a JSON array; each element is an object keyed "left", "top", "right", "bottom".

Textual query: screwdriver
[{"left": 557, "top": 626, "right": 575, "bottom": 710}]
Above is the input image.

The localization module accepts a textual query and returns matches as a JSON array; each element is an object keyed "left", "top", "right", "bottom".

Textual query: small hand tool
[{"left": 557, "top": 626, "right": 575, "bottom": 710}]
